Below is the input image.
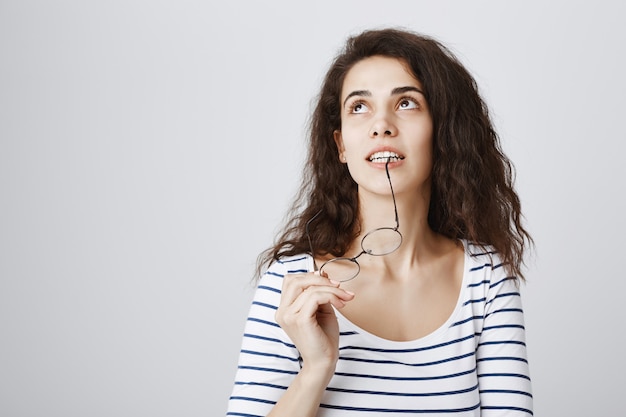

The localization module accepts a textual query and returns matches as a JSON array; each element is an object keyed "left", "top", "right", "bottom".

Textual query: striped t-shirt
[{"left": 227, "top": 241, "right": 533, "bottom": 416}]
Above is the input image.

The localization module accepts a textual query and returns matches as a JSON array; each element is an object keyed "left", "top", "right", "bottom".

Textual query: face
[{"left": 334, "top": 56, "right": 433, "bottom": 199}]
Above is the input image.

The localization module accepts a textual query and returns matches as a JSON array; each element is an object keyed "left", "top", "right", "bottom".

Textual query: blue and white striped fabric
[{"left": 227, "top": 241, "right": 532, "bottom": 416}]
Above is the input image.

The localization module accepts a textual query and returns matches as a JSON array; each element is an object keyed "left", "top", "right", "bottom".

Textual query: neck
[{"left": 356, "top": 187, "right": 454, "bottom": 269}]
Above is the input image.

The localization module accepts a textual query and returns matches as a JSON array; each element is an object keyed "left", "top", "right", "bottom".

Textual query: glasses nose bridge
[{"left": 352, "top": 248, "right": 368, "bottom": 261}]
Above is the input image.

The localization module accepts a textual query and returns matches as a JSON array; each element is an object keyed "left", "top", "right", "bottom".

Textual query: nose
[
  {"left": 372, "top": 128, "right": 393, "bottom": 137},
  {"left": 369, "top": 115, "right": 397, "bottom": 138}
]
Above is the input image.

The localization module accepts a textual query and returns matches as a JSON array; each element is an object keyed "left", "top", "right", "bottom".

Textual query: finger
[
  {"left": 278, "top": 290, "right": 342, "bottom": 330},
  {"left": 284, "top": 272, "right": 340, "bottom": 289},
  {"left": 288, "top": 286, "right": 355, "bottom": 317},
  {"left": 280, "top": 273, "right": 339, "bottom": 306}
]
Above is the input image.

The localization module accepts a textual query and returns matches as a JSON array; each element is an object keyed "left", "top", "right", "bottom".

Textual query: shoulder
[
  {"left": 264, "top": 253, "right": 313, "bottom": 277},
  {"left": 257, "top": 253, "right": 313, "bottom": 289},
  {"left": 463, "top": 240, "right": 506, "bottom": 271},
  {"left": 462, "top": 240, "right": 518, "bottom": 290},
  {"left": 458, "top": 241, "right": 525, "bottom": 327}
]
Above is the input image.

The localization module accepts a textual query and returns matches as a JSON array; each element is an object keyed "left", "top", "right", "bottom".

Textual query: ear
[{"left": 333, "top": 130, "right": 347, "bottom": 163}]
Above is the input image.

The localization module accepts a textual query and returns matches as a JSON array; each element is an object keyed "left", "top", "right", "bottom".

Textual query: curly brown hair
[{"left": 255, "top": 27, "right": 532, "bottom": 281}]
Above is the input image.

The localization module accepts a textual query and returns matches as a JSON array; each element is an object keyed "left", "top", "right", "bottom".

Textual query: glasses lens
[
  {"left": 361, "top": 227, "right": 402, "bottom": 256},
  {"left": 319, "top": 257, "right": 360, "bottom": 282}
]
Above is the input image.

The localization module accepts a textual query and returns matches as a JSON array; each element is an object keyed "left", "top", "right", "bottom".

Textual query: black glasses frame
[{"left": 306, "top": 159, "right": 402, "bottom": 282}]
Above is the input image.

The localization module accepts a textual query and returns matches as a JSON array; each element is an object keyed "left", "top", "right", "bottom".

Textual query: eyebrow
[{"left": 343, "top": 86, "right": 425, "bottom": 107}]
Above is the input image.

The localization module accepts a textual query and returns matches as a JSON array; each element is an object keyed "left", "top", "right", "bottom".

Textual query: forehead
[{"left": 341, "top": 56, "right": 421, "bottom": 98}]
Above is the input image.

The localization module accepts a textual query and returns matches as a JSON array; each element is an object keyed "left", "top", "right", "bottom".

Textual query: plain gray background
[{"left": 1, "top": 0, "right": 624, "bottom": 415}]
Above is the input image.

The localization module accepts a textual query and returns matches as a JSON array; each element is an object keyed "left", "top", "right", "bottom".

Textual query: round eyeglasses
[{"left": 306, "top": 159, "right": 402, "bottom": 282}]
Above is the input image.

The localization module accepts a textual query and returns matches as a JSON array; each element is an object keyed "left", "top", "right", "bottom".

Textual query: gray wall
[{"left": 1, "top": 0, "right": 624, "bottom": 415}]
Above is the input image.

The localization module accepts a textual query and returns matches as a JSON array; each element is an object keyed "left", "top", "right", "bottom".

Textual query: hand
[{"left": 276, "top": 272, "right": 355, "bottom": 379}]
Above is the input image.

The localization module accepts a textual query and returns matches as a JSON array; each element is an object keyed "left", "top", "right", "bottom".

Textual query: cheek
[
  {"left": 413, "top": 135, "right": 434, "bottom": 174},
  {"left": 338, "top": 132, "right": 363, "bottom": 155},
  {"left": 412, "top": 131, "right": 433, "bottom": 156}
]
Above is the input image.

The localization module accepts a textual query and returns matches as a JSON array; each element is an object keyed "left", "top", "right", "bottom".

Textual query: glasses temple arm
[
  {"left": 305, "top": 210, "right": 322, "bottom": 271},
  {"left": 385, "top": 159, "right": 400, "bottom": 230}
]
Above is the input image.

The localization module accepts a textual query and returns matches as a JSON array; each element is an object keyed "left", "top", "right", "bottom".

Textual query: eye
[
  {"left": 348, "top": 100, "right": 369, "bottom": 114},
  {"left": 398, "top": 97, "right": 419, "bottom": 110}
]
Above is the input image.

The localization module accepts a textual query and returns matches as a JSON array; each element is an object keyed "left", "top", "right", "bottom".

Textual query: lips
[{"left": 368, "top": 151, "right": 404, "bottom": 162}]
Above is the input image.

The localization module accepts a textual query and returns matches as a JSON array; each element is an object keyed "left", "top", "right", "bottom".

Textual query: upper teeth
[{"left": 369, "top": 151, "right": 402, "bottom": 162}]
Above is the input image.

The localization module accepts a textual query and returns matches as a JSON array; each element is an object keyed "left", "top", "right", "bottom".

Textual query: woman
[{"left": 227, "top": 27, "right": 533, "bottom": 416}]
